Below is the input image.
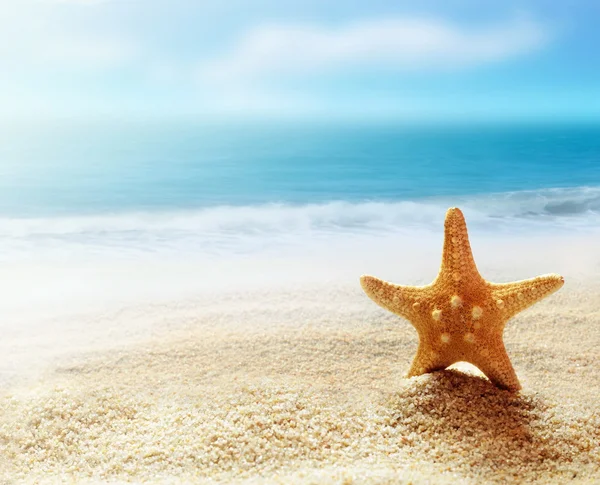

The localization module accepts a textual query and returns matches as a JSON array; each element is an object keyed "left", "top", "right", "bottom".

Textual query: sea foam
[{"left": 0, "top": 186, "right": 599, "bottom": 264}]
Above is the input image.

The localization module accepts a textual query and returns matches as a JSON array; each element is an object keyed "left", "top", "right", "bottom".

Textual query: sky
[{"left": 1, "top": 0, "right": 600, "bottom": 121}]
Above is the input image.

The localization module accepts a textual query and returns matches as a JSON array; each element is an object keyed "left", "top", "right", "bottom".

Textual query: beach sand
[{"left": 0, "top": 277, "right": 598, "bottom": 485}]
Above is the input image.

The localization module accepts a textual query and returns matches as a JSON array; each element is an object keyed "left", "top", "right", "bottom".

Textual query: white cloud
[
  {"left": 41, "top": 36, "right": 138, "bottom": 68},
  {"left": 0, "top": 1, "right": 137, "bottom": 71},
  {"left": 198, "top": 16, "right": 549, "bottom": 84}
]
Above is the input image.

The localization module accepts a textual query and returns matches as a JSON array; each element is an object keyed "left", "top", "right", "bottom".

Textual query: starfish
[{"left": 360, "top": 207, "right": 564, "bottom": 391}]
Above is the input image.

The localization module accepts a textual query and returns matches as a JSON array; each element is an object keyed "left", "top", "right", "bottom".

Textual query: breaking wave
[{"left": 0, "top": 185, "right": 599, "bottom": 262}]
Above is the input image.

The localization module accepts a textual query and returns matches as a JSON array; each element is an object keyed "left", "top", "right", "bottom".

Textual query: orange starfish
[{"left": 360, "top": 207, "right": 564, "bottom": 391}]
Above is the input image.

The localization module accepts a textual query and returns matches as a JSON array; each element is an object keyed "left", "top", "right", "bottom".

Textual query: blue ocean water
[
  {"left": 2, "top": 120, "right": 600, "bottom": 214},
  {"left": 1, "top": 120, "right": 600, "bottom": 262}
]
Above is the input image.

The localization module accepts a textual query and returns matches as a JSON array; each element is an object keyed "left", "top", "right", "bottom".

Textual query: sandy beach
[
  {"left": 1, "top": 257, "right": 598, "bottom": 484},
  {"left": 3, "top": 0, "right": 600, "bottom": 481}
]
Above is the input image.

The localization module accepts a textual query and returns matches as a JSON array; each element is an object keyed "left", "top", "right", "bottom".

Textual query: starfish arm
[
  {"left": 407, "top": 341, "right": 447, "bottom": 377},
  {"left": 438, "top": 207, "right": 481, "bottom": 280},
  {"left": 360, "top": 275, "right": 426, "bottom": 321},
  {"left": 490, "top": 273, "right": 565, "bottom": 320},
  {"left": 473, "top": 340, "right": 521, "bottom": 391}
]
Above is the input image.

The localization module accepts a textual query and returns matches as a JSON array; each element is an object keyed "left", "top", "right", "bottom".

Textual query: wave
[
  {"left": 1, "top": 186, "right": 599, "bottom": 260},
  {"left": 453, "top": 185, "right": 600, "bottom": 218}
]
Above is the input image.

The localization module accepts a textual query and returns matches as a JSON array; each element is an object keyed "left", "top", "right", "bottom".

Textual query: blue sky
[{"left": 1, "top": 0, "right": 599, "bottom": 120}]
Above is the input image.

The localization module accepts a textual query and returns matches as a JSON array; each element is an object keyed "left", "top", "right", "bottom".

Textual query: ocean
[{"left": 1, "top": 119, "right": 599, "bottom": 316}]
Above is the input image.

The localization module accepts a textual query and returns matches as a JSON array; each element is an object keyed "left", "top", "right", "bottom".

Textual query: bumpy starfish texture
[{"left": 360, "top": 207, "right": 564, "bottom": 391}]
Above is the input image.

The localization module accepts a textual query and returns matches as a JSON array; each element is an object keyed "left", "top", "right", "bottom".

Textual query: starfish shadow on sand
[{"left": 384, "top": 369, "right": 580, "bottom": 479}]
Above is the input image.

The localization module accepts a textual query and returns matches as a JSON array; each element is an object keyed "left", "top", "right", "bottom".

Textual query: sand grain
[{"left": 1, "top": 285, "right": 599, "bottom": 484}]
